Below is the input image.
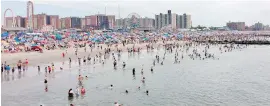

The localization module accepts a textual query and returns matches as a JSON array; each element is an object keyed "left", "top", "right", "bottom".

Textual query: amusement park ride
[
  {"left": 126, "top": 13, "right": 141, "bottom": 32},
  {"left": 2, "top": 1, "right": 34, "bottom": 32}
]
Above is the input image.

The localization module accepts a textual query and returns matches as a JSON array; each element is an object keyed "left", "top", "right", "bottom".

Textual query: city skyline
[{"left": 1, "top": 0, "right": 270, "bottom": 27}]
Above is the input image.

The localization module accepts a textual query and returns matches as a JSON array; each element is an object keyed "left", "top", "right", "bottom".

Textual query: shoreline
[{"left": 1, "top": 41, "right": 183, "bottom": 67}]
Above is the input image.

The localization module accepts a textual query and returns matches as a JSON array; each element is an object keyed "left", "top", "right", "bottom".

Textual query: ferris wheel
[{"left": 127, "top": 13, "right": 141, "bottom": 29}]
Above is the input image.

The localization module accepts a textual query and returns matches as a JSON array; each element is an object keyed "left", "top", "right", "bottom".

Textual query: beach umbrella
[
  {"left": 14, "top": 37, "right": 21, "bottom": 42},
  {"left": 1, "top": 32, "right": 9, "bottom": 38},
  {"left": 56, "top": 34, "right": 62, "bottom": 40},
  {"left": 143, "top": 38, "right": 149, "bottom": 41}
]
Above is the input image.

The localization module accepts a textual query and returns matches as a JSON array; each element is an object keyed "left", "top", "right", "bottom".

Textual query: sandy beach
[{"left": 1, "top": 40, "right": 181, "bottom": 67}]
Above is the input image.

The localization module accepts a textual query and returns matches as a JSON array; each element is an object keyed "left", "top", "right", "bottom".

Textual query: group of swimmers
[
  {"left": 1, "top": 59, "right": 28, "bottom": 74},
  {"left": 64, "top": 41, "right": 250, "bottom": 105},
  {"left": 2, "top": 37, "right": 253, "bottom": 106}
]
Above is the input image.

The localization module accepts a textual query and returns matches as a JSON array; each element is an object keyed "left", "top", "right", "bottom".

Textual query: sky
[{"left": 1, "top": 0, "right": 270, "bottom": 27}]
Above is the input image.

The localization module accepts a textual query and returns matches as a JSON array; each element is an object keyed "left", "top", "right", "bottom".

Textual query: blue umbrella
[{"left": 1, "top": 32, "right": 9, "bottom": 38}]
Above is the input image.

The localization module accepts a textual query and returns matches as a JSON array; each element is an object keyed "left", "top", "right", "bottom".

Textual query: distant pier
[{"left": 195, "top": 40, "right": 270, "bottom": 45}]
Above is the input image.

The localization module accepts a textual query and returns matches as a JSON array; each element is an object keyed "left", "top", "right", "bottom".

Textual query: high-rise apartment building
[
  {"left": 226, "top": 22, "right": 245, "bottom": 31},
  {"left": 85, "top": 15, "right": 98, "bottom": 29},
  {"left": 64, "top": 17, "right": 71, "bottom": 29},
  {"left": 97, "top": 14, "right": 109, "bottom": 30},
  {"left": 14, "top": 16, "right": 26, "bottom": 27},
  {"left": 171, "top": 13, "right": 177, "bottom": 29},
  {"left": 71, "top": 17, "right": 81, "bottom": 28},
  {"left": 155, "top": 15, "right": 159, "bottom": 29},
  {"left": 81, "top": 18, "right": 86, "bottom": 29},
  {"left": 186, "top": 15, "right": 192, "bottom": 29},
  {"left": 254, "top": 22, "right": 264, "bottom": 30},
  {"left": 154, "top": 10, "right": 192, "bottom": 29},
  {"left": 60, "top": 18, "right": 66, "bottom": 29},
  {"left": 168, "top": 10, "right": 172, "bottom": 25},
  {"left": 49, "top": 15, "right": 60, "bottom": 29},
  {"left": 107, "top": 15, "right": 115, "bottom": 29},
  {"left": 4, "top": 17, "right": 14, "bottom": 28},
  {"left": 36, "top": 13, "right": 47, "bottom": 30},
  {"left": 115, "top": 18, "right": 126, "bottom": 29}
]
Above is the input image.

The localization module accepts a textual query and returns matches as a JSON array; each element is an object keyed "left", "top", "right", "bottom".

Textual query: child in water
[
  {"left": 75, "top": 87, "right": 80, "bottom": 96},
  {"left": 12, "top": 67, "right": 15, "bottom": 73},
  {"left": 81, "top": 86, "right": 86, "bottom": 94},
  {"left": 48, "top": 66, "right": 51, "bottom": 73},
  {"left": 52, "top": 65, "right": 55, "bottom": 72}
]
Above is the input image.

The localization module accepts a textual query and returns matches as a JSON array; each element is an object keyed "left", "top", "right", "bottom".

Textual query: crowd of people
[{"left": 2, "top": 30, "right": 270, "bottom": 106}]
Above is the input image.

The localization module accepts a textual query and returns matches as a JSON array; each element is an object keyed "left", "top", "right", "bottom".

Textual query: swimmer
[
  {"left": 150, "top": 67, "right": 153, "bottom": 72},
  {"left": 48, "top": 66, "right": 51, "bottom": 73},
  {"left": 141, "top": 77, "right": 146, "bottom": 83},
  {"left": 114, "top": 102, "right": 119, "bottom": 106},
  {"left": 125, "top": 90, "right": 128, "bottom": 94},
  {"left": 81, "top": 86, "right": 86, "bottom": 94},
  {"left": 85, "top": 76, "right": 88, "bottom": 79},
  {"left": 109, "top": 84, "right": 113, "bottom": 89},
  {"left": 45, "top": 67, "right": 47, "bottom": 73},
  {"left": 12, "top": 67, "right": 15, "bottom": 73},
  {"left": 38, "top": 66, "right": 40, "bottom": 71},
  {"left": 132, "top": 68, "right": 135, "bottom": 75},
  {"left": 68, "top": 88, "right": 74, "bottom": 97},
  {"left": 146, "top": 90, "right": 149, "bottom": 95},
  {"left": 44, "top": 79, "right": 48, "bottom": 84},
  {"left": 78, "top": 75, "right": 83, "bottom": 81},
  {"left": 60, "top": 67, "right": 63, "bottom": 70},
  {"left": 75, "top": 87, "right": 80, "bottom": 96},
  {"left": 69, "top": 57, "right": 72, "bottom": 63},
  {"left": 122, "top": 62, "right": 126, "bottom": 68}
]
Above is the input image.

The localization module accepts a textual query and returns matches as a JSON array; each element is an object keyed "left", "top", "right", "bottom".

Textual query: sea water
[{"left": 2, "top": 45, "right": 270, "bottom": 106}]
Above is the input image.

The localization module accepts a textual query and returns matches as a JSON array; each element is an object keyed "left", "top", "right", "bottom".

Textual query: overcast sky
[{"left": 1, "top": 0, "right": 270, "bottom": 27}]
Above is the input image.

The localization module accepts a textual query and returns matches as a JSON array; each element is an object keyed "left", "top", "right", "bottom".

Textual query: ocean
[{"left": 2, "top": 45, "right": 270, "bottom": 106}]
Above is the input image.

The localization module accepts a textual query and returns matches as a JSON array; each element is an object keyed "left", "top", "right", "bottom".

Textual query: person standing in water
[
  {"left": 44, "top": 79, "right": 48, "bottom": 92},
  {"left": 68, "top": 89, "right": 74, "bottom": 97},
  {"left": 1, "top": 64, "right": 4, "bottom": 73},
  {"left": 45, "top": 67, "right": 47, "bottom": 73},
  {"left": 62, "top": 52, "right": 65, "bottom": 58},
  {"left": 25, "top": 59, "right": 29, "bottom": 70},
  {"left": 78, "top": 75, "right": 83, "bottom": 85},
  {"left": 81, "top": 86, "right": 86, "bottom": 94},
  {"left": 75, "top": 86, "right": 80, "bottom": 96},
  {"left": 113, "top": 61, "right": 117, "bottom": 69},
  {"left": 83, "top": 57, "right": 86, "bottom": 64},
  {"left": 17, "top": 60, "right": 22, "bottom": 71},
  {"left": 122, "top": 62, "right": 126, "bottom": 69},
  {"left": 78, "top": 58, "right": 81, "bottom": 65},
  {"left": 132, "top": 68, "right": 135, "bottom": 75},
  {"left": 11, "top": 67, "right": 15, "bottom": 74},
  {"left": 48, "top": 66, "right": 51, "bottom": 73},
  {"left": 69, "top": 57, "right": 72, "bottom": 64}
]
